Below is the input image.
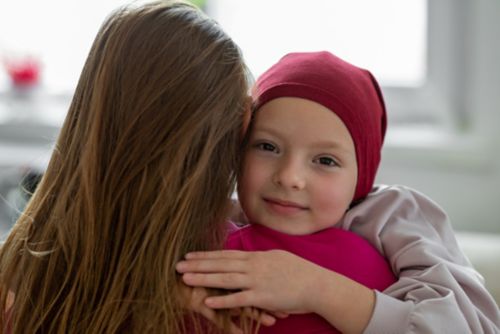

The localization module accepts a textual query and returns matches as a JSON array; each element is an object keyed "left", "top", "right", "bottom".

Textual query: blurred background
[{"left": 0, "top": 0, "right": 499, "bottom": 299}]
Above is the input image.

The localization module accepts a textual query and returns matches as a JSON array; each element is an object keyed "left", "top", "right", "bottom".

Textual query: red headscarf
[{"left": 252, "top": 51, "right": 387, "bottom": 202}]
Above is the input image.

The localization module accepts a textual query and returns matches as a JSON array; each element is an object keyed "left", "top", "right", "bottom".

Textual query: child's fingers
[
  {"left": 259, "top": 311, "right": 278, "bottom": 326},
  {"left": 176, "top": 258, "right": 245, "bottom": 274},
  {"left": 271, "top": 311, "right": 289, "bottom": 319},
  {"left": 229, "top": 307, "right": 277, "bottom": 327},
  {"left": 185, "top": 250, "right": 249, "bottom": 260},
  {"left": 197, "top": 305, "right": 217, "bottom": 324},
  {"left": 182, "top": 272, "right": 250, "bottom": 289},
  {"left": 204, "top": 290, "right": 255, "bottom": 309},
  {"left": 241, "top": 307, "right": 276, "bottom": 327},
  {"left": 197, "top": 306, "right": 243, "bottom": 334},
  {"left": 229, "top": 324, "right": 245, "bottom": 334}
]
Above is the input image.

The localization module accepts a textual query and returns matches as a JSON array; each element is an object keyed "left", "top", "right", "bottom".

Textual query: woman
[{"left": 0, "top": 1, "right": 252, "bottom": 332}]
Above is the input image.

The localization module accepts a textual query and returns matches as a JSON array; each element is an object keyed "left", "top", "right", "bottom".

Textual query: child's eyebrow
[
  {"left": 251, "top": 126, "right": 283, "bottom": 139},
  {"left": 253, "top": 127, "right": 354, "bottom": 155},
  {"left": 310, "top": 141, "right": 354, "bottom": 155}
]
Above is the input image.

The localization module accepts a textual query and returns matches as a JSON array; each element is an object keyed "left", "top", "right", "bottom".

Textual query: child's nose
[{"left": 272, "top": 159, "right": 306, "bottom": 190}]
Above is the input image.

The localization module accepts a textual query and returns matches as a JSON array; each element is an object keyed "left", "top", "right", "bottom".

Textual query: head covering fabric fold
[{"left": 252, "top": 51, "right": 387, "bottom": 201}]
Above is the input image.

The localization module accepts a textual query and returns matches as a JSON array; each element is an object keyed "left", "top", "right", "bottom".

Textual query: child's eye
[
  {"left": 314, "top": 156, "right": 339, "bottom": 167},
  {"left": 256, "top": 142, "right": 278, "bottom": 153}
]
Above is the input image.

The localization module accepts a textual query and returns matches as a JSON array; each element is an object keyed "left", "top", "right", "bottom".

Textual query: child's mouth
[{"left": 263, "top": 197, "right": 308, "bottom": 215}]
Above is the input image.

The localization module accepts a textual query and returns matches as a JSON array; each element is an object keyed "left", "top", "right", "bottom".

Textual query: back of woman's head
[{"left": 0, "top": 1, "right": 249, "bottom": 332}]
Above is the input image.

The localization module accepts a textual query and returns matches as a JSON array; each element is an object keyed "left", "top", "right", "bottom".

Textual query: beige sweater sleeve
[{"left": 340, "top": 185, "right": 500, "bottom": 333}]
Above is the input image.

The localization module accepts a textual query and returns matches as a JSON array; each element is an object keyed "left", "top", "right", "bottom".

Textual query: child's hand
[
  {"left": 178, "top": 283, "right": 219, "bottom": 326},
  {"left": 176, "top": 249, "right": 327, "bottom": 315},
  {"left": 177, "top": 250, "right": 376, "bottom": 333},
  {"left": 178, "top": 281, "right": 279, "bottom": 334}
]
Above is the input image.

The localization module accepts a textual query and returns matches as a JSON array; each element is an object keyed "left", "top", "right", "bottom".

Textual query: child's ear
[{"left": 241, "top": 96, "right": 252, "bottom": 140}]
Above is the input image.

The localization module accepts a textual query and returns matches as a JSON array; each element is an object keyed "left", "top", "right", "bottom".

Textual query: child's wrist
[
  {"left": 312, "top": 272, "right": 376, "bottom": 333},
  {"left": 302, "top": 266, "right": 339, "bottom": 314}
]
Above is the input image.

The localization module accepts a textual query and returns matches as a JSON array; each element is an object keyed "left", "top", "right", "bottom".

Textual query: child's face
[{"left": 238, "top": 97, "right": 358, "bottom": 235}]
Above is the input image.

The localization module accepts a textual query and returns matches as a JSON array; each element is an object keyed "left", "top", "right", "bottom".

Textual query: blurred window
[
  {"left": 209, "top": 0, "right": 427, "bottom": 86},
  {"left": 0, "top": 0, "right": 465, "bottom": 128},
  {"left": 208, "top": 0, "right": 465, "bottom": 127},
  {"left": 0, "top": 0, "right": 136, "bottom": 93}
]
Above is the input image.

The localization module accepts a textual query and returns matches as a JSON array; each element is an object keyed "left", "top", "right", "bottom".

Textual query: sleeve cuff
[{"left": 363, "top": 291, "right": 414, "bottom": 334}]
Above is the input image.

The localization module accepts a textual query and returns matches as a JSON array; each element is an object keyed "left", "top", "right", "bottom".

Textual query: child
[
  {"left": 0, "top": 1, "right": 255, "bottom": 333},
  {"left": 177, "top": 51, "right": 500, "bottom": 333}
]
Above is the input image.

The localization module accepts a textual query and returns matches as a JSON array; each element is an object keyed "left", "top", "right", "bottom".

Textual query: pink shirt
[{"left": 225, "top": 223, "right": 396, "bottom": 333}]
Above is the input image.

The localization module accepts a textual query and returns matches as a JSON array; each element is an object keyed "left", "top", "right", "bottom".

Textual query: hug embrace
[{"left": 0, "top": 1, "right": 498, "bottom": 333}]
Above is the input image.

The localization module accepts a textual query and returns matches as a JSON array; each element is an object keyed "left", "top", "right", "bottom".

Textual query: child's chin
[{"left": 255, "top": 222, "right": 314, "bottom": 236}]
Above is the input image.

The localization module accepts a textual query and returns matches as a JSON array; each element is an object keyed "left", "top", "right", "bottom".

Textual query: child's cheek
[{"left": 313, "top": 176, "right": 353, "bottom": 225}]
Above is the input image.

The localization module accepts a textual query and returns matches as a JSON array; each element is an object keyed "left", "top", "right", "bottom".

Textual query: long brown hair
[{"left": 0, "top": 1, "right": 250, "bottom": 332}]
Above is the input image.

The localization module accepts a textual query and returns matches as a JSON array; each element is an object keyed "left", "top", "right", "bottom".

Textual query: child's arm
[
  {"left": 177, "top": 249, "right": 376, "bottom": 333},
  {"left": 179, "top": 185, "right": 500, "bottom": 333},
  {"left": 342, "top": 184, "right": 500, "bottom": 333}
]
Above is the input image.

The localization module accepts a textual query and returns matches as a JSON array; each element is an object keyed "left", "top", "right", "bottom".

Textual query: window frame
[{"left": 382, "top": 0, "right": 468, "bottom": 127}]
